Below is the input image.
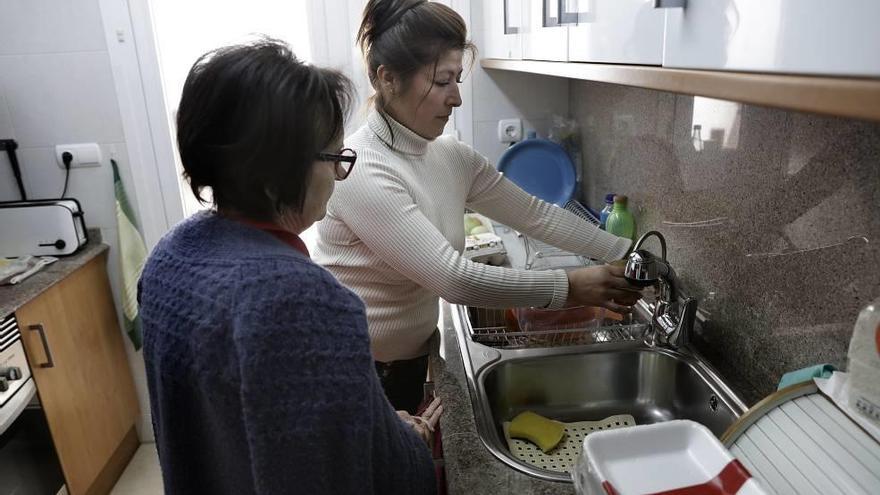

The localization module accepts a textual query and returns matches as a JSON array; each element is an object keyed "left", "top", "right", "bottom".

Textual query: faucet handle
[{"left": 664, "top": 297, "right": 698, "bottom": 348}]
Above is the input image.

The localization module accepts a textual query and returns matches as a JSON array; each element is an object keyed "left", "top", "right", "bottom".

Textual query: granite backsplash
[{"left": 570, "top": 80, "right": 880, "bottom": 404}]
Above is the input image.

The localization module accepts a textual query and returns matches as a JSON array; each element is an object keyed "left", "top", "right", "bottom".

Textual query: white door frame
[{"left": 98, "top": 0, "right": 185, "bottom": 250}]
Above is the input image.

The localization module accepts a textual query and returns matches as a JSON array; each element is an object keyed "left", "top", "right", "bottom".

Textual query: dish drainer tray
[
  {"left": 466, "top": 307, "right": 646, "bottom": 350},
  {"left": 504, "top": 414, "right": 636, "bottom": 474}
]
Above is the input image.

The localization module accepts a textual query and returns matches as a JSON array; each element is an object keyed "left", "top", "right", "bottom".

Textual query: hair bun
[{"left": 357, "top": 0, "right": 425, "bottom": 52}]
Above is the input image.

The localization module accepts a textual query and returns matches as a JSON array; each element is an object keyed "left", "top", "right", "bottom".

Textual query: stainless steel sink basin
[{"left": 450, "top": 304, "right": 748, "bottom": 483}]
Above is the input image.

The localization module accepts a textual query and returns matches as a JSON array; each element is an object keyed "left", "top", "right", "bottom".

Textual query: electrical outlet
[
  {"left": 55, "top": 143, "right": 102, "bottom": 169},
  {"left": 497, "top": 118, "right": 523, "bottom": 143}
]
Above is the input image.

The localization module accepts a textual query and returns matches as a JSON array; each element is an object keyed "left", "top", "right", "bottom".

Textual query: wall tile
[
  {"left": 0, "top": 91, "right": 13, "bottom": 137},
  {"left": 0, "top": 91, "right": 20, "bottom": 200},
  {"left": 0, "top": 157, "right": 24, "bottom": 201},
  {"left": 0, "top": 0, "right": 107, "bottom": 55},
  {"left": 572, "top": 80, "right": 880, "bottom": 404},
  {"left": 472, "top": 66, "right": 569, "bottom": 122},
  {"left": 15, "top": 146, "right": 60, "bottom": 199},
  {"left": 0, "top": 52, "right": 125, "bottom": 147}
]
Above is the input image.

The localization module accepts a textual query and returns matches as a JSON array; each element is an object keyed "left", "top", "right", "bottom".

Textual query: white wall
[
  {"left": 467, "top": 1, "right": 570, "bottom": 166},
  {"left": 0, "top": 0, "right": 154, "bottom": 441}
]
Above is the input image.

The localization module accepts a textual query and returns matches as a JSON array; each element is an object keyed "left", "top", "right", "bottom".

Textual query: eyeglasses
[{"left": 316, "top": 148, "right": 357, "bottom": 181}]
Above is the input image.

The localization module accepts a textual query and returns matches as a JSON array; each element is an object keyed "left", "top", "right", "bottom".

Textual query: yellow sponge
[{"left": 508, "top": 411, "right": 565, "bottom": 453}]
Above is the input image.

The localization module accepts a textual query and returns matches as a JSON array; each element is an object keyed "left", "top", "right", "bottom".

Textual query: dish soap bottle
[
  {"left": 605, "top": 195, "right": 636, "bottom": 241},
  {"left": 848, "top": 298, "right": 880, "bottom": 425},
  {"left": 599, "top": 193, "right": 616, "bottom": 230}
]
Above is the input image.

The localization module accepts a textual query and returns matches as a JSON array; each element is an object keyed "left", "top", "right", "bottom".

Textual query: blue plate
[{"left": 497, "top": 139, "right": 576, "bottom": 206}]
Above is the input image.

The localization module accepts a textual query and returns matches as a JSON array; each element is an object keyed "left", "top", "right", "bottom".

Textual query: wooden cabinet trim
[{"left": 481, "top": 58, "right": 880, "bottom": 122}]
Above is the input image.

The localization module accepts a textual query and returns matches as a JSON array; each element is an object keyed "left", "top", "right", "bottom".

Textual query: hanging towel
[{"left": 113, "top": 159, "right": 147, "bottom": 350}]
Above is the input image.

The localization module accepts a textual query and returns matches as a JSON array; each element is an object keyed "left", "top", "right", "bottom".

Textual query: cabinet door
[
  {"left": 567, "top": 0, "right": 664, "bottom": 65},
  {"left": 17, "top": 254, "right": 139, "bottom": 495},
  {"left": 522, "top": 0, "right": 569, "bottom": 61},
  {"left": 483, "top": 0, "right": 523, "bottom": 59},
  {"left": 661, "top": 0, "right": 880, "bottom": 77}
]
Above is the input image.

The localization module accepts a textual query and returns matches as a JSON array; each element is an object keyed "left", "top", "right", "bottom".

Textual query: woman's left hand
[{"left": 397, "top": 397, "right": 443, "bottom": 445}]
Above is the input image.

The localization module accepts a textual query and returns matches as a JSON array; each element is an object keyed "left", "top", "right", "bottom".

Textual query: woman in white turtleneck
[{"left": 314, "top": 0, "right": 642, "bottom": 413}]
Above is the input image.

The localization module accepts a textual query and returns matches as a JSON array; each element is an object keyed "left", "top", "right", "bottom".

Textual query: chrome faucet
[{"left": 624, "top": 231, "right": 697, "bottom": 349}]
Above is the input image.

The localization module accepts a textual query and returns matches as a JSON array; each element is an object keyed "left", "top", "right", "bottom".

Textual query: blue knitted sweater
[{"left": 139, "top": 212, "right": 435, "bottom": 494}]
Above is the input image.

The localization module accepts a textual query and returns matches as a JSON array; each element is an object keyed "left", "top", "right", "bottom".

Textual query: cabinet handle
[
  {"left": 653, "top": 0, "right": 686, "bottom": 7},
  {"left": 503, "top": 0, "right": 520, "bottom": 34},
  {"left": 28, "top": 324, "right": 55, "bottom": 368}
]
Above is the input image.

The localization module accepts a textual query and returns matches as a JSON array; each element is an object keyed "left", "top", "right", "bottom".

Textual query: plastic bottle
[
  {"left": 598, "top": 193, "right": 616, "bottom": 230},
  {"left": 604, "top": 195, "right": 636, "bottom": 241},
  {"left": 848, "top": 297, "right": 880, "bottom": 425}
]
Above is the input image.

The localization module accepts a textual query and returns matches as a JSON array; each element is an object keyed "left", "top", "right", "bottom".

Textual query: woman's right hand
[{"left": 565, "top": 264, "right": 643, "bottom": 312}]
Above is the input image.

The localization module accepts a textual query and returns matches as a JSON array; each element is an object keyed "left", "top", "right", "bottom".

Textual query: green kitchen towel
[
  {"left": 777, "top": 364, "right": 836, "bottom": 390},
  {"left": 113, "top": 159, "right": 147, "bottom": 351}
]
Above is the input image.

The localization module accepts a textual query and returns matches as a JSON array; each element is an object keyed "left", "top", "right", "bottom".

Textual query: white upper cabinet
[
  {"left": 522, "top": 0, "right": 569, "bottom": 61},
  {"left": 483, "top": 0, "right": 523, "bottom": 59},
  {"left": 661, "top": 0, "right": 880, "bottom": 77},
  {"left": 567, "top": 0, "right": 665, "bottom": 65}
]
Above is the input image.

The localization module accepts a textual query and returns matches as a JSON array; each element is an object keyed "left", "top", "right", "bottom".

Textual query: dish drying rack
[
  {"left": 466, "top": 307, "right": 648, "bottom": 350},
  {"left": 524, "top": 200, "right": 600, "bottom": 270}
]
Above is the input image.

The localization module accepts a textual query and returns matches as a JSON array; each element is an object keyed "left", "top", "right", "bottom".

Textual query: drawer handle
[
  {"left": 654, "top": 0, "right": 687, "bottom": 7},
  {"left": 28, "top": 324, "right": 55, "bottom": 368}
]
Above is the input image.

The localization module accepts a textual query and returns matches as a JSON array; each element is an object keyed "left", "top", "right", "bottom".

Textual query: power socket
[
  {"left": 55, "top": 143, "right": 102, "bottom": 168},
  {"left": 497, "top": 118, "right": 523, "bottom": 143}
]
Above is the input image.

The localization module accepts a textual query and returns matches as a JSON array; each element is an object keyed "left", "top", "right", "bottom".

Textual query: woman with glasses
[
  {"left": 315, "top": 0, "right": 643, "bottom": 413},
  {"left": 138, "top": 40, "right": 437, "bottom": 494}
]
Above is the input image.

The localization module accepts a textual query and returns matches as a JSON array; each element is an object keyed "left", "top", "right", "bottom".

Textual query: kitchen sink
[{"left": 449, "top": 304, "right": 748, "bottom": 483}]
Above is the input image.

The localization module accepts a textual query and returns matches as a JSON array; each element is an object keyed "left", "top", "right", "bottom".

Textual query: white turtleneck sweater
[{"left": 314, "top": 112, "right": 631, "bottom": 362}]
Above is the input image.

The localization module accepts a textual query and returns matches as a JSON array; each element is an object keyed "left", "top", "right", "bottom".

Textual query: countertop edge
[
  {"left": 429, "top": 302, "right": 575, "bottom": 495},
  {"left": 1, "top": 237, "right": 110, "bottom": 317}
]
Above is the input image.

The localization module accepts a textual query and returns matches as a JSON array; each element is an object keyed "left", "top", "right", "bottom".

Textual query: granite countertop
[
  {"left": 430, "top": 303, "right": 575, "bottom": 495},
  {"left": 0, "top": 233, "right": 108, "bottom": 317}
]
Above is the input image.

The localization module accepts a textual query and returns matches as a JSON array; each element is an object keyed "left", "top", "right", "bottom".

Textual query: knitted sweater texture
[
  {"left": 139, "top": 212, "right": 435, "bottom": 494},
  {"left": 315, "top": 112, "right": 631, "bottom": 361}
]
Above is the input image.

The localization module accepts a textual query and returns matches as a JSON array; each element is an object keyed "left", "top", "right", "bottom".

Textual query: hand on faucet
[{"left": 565, "top": 264, "right": 644, "bottom": 313}]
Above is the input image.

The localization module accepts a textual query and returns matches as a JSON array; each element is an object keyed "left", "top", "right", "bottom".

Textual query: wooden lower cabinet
[{"left": 16, "top": 252, "right": 140, "bottom": 495}]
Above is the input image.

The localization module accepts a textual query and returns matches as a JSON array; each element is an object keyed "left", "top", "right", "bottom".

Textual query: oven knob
[
  {"left": 0, "top": 377, "right": 7, "bottom": 392},
  {"left": 0, "top": 367, "right": 22, "bottom": 380}
]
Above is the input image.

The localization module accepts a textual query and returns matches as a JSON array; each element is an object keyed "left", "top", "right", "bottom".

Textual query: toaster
[{"left": 0, "top": 199, "right": 89, "bottom": 257}]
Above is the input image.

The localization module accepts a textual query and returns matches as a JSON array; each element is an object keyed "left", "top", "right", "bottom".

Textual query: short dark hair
[
  {"left": 177, "top": 39, "right": 352, "bottom": 220},
  {"left": 357, "top": 0, "right": 475, "bottom": 112}
]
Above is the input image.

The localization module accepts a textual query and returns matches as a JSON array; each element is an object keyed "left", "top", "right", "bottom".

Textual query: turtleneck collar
[{"left": 367, "top": 110, "right": 431, "bottom": 156}]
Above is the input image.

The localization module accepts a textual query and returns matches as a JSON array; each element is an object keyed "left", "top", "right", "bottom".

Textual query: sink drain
[{"left": 709, "top": 394, "right": 719, "bottom": 412}]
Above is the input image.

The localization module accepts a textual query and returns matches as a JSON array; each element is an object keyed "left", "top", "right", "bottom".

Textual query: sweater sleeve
[
  {"left": 461, "top": 145, "right": 631, "bottom": 262},
  {"left": 232, "top": 262, "right": 435, "bottom": 494},
  {"left": 335, "top": 149, "right": 571, "bottom": 309}
]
